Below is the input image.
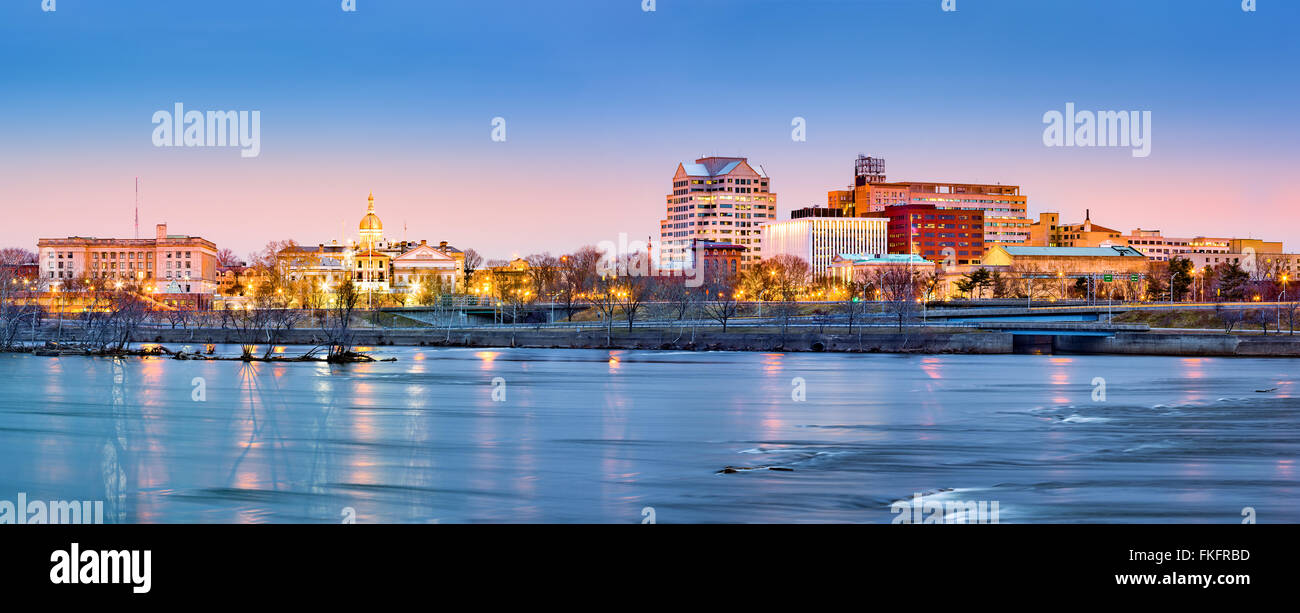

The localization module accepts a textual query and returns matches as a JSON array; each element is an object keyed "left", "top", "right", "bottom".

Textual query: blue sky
[{"left": 1, "top": 0, "right": 1296, "bottom": 259}]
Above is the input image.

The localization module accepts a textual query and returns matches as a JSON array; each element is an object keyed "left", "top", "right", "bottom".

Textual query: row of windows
[{"left": 47, "top": 270, "right": 192, "bottom": 281}]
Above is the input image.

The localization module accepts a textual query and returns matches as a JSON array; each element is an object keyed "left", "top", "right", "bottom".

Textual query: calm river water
[{"left": 1, "top": 346, "right": 1295, "bottom": 523}]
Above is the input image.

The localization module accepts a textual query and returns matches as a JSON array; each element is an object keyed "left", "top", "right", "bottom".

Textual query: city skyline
[{"left": 2, "top": 1, "right": 1297, "bottom": 260}]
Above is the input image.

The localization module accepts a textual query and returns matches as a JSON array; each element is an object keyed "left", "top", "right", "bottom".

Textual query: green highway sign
[
  {"left": 1103, "top": 274, "right": 1113, "bottom": 282},
  {"left": 1130, "top": 274, "right": 1140, "bottom": 282}
]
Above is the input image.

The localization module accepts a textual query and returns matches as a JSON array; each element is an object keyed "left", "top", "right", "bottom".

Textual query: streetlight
[
  {"left": 1277, "top": 274, "right": 1289, "bottom": 331},
  {"left": 1168, "top": 268, "right": 1175, "bottom": 306}
]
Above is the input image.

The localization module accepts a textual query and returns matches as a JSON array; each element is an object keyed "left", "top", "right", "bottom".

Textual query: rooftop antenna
[{"left": 134, "top": 177, "right": 140, "bottom": 239}]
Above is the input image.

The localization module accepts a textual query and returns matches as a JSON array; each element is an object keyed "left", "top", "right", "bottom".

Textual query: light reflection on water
[{"left": 0, "top": 347, "right": 1296, "bottom": 524}]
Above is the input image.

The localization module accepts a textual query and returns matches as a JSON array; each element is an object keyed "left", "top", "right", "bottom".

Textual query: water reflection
[{"left": 0, "top": 348, "right": 1296, "bottom": 523}]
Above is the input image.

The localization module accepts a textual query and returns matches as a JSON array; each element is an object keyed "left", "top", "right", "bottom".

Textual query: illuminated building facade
[
  {"left": 886, "top": 204, "right": 985, "bottom": 266},
  {"left": 281, "top": 193, "right": 464, "bottom": 296},
  {"left": 36, "top": 223, "right": 218, "bottom": 297},
  {"left": 827, "top": 155, "right": 1030, "bottom": 250},
  {"left": 660, "top": 156, "right": 777, "bottom": 270},
  {"left": 760, "top": 217, "right": 888, "bottom": 275}
]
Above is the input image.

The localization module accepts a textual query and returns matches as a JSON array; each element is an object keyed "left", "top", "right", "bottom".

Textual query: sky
[{"left": 1, "top": 0, "right": 1297, "bottom": 261}]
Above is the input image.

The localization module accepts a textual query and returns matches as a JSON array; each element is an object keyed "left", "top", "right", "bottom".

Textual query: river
[{"left": 0, "top": 346, "right": 1295, "bottom": 523}]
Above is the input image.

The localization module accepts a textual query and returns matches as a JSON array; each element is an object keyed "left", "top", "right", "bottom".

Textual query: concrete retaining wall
[
  {"left": 105, "top": 327, "right": 1015, "bottom": 354},
  {"left": 1055, "top": 332, "right": 1300, "bottom": 357},
  {"left": 39, "top": 326, "right": 1300, "bottom": 357}
]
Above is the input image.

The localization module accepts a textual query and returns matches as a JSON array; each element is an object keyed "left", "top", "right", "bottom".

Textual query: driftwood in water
[{"left": 24, "top": 344, "right": 392, "bottom": 364}]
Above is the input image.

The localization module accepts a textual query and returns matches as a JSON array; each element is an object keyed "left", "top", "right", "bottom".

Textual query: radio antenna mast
[{"left": 134, "top": 177, "right": 140, "bottom": 239}]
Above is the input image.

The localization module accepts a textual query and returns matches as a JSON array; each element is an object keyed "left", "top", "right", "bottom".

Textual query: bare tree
[
  {"left": 248, "top": 239, "right": 301, "bottom": 297},
  {"left": 700, "top": 273, "right": 740, "bottom": 332},
  {"left": 653, "top": 278, "right": 697, "bottom": 342},
  {"left": 1287, "top": 302, "right": 1299, "bottom": 336},
  {"left": 323, "top": 278, "right": 361, "bottom": 361},
  {"left": 216, "top": 248, "right": 242, "bottom": 267},
  {"left": 1248, "top": 308, "right": 1272, "bottom": 335},
  {"left": 615, "top": 278, "right": 650, "bottom": 332},
  {"left": 525, "top": 253, "right": 561, "bottom": 303},
  {"left": 656, "top": 278, "right": 696, "bottom": 322},
  {"left": 104, "top": 289, "right": 150, "bottom": 353},
  {"left": 491, "top": 266, "right": 532, "bottom": 323},
  {"left": 0, "top": 248, "right": 40, "bottom": 350},
  {"left": 231, "top": 303, "right": 272, "bottom": 359},
  {"left": 873, "top": 265, "right": 923, "bottom": 332},
  {"left": 585, "top": 275, "right": 620, "bottom": 346},
  {"left": 460, "top": 248, "right": 484, "bottom": 294},
  {"left": 744, "top": 255, "right": 809, "bottom": 335},
  {"left": 1216, "top": 304, "right": 1245, "bottom": 334},
  {"left": 411, "top": 272, "right": 447, "bottom": 307},
  {"left": 771, "top": 255, "right": 811, "bottom": 335},
  {"left": 560, "top": 246, "right": 602, "bottom": 322},
  {"left": 165, "top": 306, "right": 194, "bottom": 331}
]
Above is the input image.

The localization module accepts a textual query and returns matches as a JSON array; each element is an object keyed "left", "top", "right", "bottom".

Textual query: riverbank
[
  {"left": 25, "top": 326, "right": 1015, "bottom": 354},
  {"left": 15, "top": 324, "right": 1300, "bottom": 356}
]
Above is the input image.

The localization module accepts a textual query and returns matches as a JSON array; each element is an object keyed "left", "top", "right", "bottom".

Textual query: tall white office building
[{"left": 658, "top": 157, "right": 777, "bottom": 270}]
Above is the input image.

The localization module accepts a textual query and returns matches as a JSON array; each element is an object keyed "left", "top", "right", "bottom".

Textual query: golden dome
[{"left": 359, "top": 191, "right": 383, "bottom": 232}]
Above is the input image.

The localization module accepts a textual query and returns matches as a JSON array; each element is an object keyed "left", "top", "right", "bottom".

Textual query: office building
[{"left": 660, "top": 156, "right": 777, "bottom": 270}]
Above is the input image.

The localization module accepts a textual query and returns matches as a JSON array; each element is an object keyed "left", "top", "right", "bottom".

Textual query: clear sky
[{"left": 2, "top": 0, "right": 1296, "bottom": 261}]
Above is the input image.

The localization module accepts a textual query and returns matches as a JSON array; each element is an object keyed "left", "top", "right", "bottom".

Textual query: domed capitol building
[{"left": 276, "top": 192, "right": 465, "bottom": 302}]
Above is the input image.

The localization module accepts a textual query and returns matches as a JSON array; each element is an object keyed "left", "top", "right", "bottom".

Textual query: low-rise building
[
  {"left": 37, "top": 223, "right": 218, "bottom": 308},
  {"left": 983, "top": 245, "right": 1149, "bottom": 275},
  {"left": 391, "top": 240, "right": 463, "bottom": 294},
  {"left": 1185, "top": 252, "right": 1299, "bottom": 280},
  {"left": 686, "top": 240, "right": 744, "bottom": 283},
  {"left": 827, "top": 253, "right": 936, "bottom": 285},
  {"left": 1026, "top": 211, "right": 1240, "bottom": 262},
  {"left": 1027, "top": 211, "right": 1122, "bottom": 248},
  {"left": 1123, "top": 228, "right": 1229, "bottom": 262}
]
